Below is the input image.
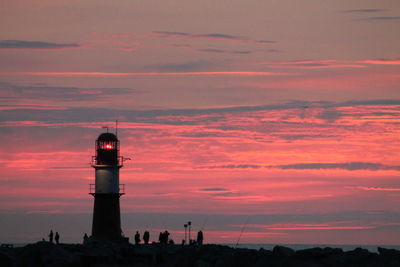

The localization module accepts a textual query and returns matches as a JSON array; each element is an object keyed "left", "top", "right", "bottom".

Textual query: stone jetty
[{"left": 1, "top": 241, "right": 400, "bottom": 266}]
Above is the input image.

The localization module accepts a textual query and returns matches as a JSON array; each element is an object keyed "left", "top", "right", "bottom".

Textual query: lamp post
[
  {"left": 184, "top": 224, "right": 187, "bottom": 244},
  {"left": 188, "top": 221, "right": 192, "bottom": 244}
]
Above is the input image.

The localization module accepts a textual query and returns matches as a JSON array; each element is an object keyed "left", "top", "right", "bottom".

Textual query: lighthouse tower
[{"left": 90, "top": 132, "right": 126, "bottom": 242}]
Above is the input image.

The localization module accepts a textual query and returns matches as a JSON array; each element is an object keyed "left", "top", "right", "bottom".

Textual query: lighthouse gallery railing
[{"left": 89, "top": 184, "right": 125, "bottom": 195}]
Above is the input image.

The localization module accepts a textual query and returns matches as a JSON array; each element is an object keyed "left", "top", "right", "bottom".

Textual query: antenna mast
[{"left": 115, "top": 120, "right": 118, "bottom": 136}]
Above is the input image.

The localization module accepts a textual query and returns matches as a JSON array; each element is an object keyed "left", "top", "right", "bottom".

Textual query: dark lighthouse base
[{"left": 89, "top": 193, "right": 128, "bottom": 244}]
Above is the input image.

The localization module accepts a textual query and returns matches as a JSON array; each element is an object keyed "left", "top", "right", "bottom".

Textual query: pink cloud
[
  {"left": 0, "top": 71, "right": 285, "bottom": 77},
  {"left": 249, "top": 68, "right": 400, "bottom": 91},
  {"left": 83, "top": 39, "right": 142, "bottom": 51},
  {"left": 357, "top": 186, "right": 400, "bottom": 192},
  {"left": 358, "top": 59, "right": 400, "bottom": 65},
  {"left": 256, "top": 59, "right": 365, "bottom": 69},
  {"left": 152, "top": 31, "right": 276, "bottom": 44},
  {"left": 1, "top": 103, "right": 399, "bottom": 218},
  {"left": 0, "top": 104, "right": 65, "bottom": 110}
]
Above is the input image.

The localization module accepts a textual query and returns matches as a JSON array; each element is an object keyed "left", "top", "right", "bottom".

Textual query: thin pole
[
  {"left": 184, "top": 224, "right": 187, "bottom": 244},
  {"left": 188, "top": 221, "right": 191, "bottom": 244},
  {"left": 235, "top": 217, "right": 249, "bottom": 248}
]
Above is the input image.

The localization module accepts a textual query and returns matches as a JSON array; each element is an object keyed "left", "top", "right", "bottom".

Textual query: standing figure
[
  {"left": 49, "top": 230, "right": 54, "bottom": 243},
  {"left": 197, "top": 230, "right": 203, "bottom": 245},
  {"left": 143, "top": 231, "right": 150, "bottom": 244},
  {"left": 164, "top": 230, "right": 170, "bottom": 244},
  {"left": 134, "top": 231, "right": 141, "bottom": 245},
  {"left": 83, "top": 233, "right": 88, "bottom": 243},
  {"left": 55, "top": 232, "right": 60, "bottom": 245}
]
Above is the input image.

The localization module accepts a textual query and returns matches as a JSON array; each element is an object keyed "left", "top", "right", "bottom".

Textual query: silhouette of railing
[
  {"left": 91, "top": 156, "right": 124, "bottom": 166},
  {"left": 89, "top": 184, "right": 125, "bottom": 195}
]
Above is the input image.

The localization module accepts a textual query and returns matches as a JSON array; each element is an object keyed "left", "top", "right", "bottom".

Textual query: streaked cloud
[
  {"left": 0, "top": 71, "right": 283, "bottom": 77},
  {"left": 273, "top": 162, "right": 400, "bottom": 171},
  {"left": 1, "top": 99, "right": 399, "bottom": 123},
  {"left": 206, "top": 164, "right": 262, "bottom": 169},
  {"left": 254, "top": 59, "right": 365, "bottom": 69},
  {"left": 357, "top": 186, "right": 400, "bottom": 192},
  {"left": 203, "top": 162, "right": 400, "bottom": 171},
  {"left": 198, "top": 188, "right": 229, "bottom": 192},
  {"left": 344, "top": 9, "right": 384, "bottom": 13},
  {"left": 153, "top": 31, "right": 276, "bottom": 44},
  {"left": 358, "top": 59, "right": 400, "bottom": 65},
  {"left": 148, "top": 61, "right": 218, "bottom": 72},
  {"left": 0, "top": 104, "right": 65, "bottom": 111},
  {"left": 0, "top": 40, "right": 80, "bottom": 49},
  {"left": 197, "top": 48, "right": 251, "bottom": 54},
  {"left": 0, "top": 82, "right": 134, "bottom": 102},
  {"left": 363, "top": 16, "right": 400, "bottom": 21}
]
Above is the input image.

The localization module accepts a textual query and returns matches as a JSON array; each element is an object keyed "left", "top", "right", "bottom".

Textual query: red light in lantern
[{"left": 105, "top": 144, "right": 113, "bottom": 149}]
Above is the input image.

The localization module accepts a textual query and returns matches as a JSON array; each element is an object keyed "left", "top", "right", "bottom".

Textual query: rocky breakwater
[{"left": 1, "top": 242, "right": 400, "bottom": 267}]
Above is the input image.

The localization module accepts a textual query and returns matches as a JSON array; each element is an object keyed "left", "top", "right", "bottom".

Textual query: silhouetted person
[
  {"left": 55, "top": 232, "right": 60, "bottom": 244},
  {"left": 83, "top": 233, "right": 88, "bottom": 243},
  {"left": 134, "top": 231, "right": 141, "bottom": 245},
  {"left": 158, "top": 232, "right": 163, "bottom": 243},
  {"left": 143, "top": 231, "right": 150, "bottom": 244},
  {"left": 164, "top": 230, "right": 170, "bottom": 244},
  {"left": 158, "top": 231, "right": 169, "bottom": 244},
  {"left": 48, "top": 230, "right": 54, "bottom": 243},
  {"left": 197, "top": 230, "right": 203, "bottom": 245}
]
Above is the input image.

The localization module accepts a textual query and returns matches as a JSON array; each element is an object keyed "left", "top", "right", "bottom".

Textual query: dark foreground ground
[{"left": 1, "top": 241, "right": 400, "bottom": 267}]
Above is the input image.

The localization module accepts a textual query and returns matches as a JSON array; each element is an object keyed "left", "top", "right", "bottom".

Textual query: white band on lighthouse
[{"left": 95, "top": 167, "right": 120, "bottom": 194}]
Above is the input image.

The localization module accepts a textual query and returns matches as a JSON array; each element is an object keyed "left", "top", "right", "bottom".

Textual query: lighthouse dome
[{"left": 97, "top": 132, "right": 118, "bottom": 141}]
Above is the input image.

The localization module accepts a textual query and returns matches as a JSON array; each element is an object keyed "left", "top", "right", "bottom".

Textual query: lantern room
[{"left": 94, "top": 132, "right": 120, "bottom": 166}]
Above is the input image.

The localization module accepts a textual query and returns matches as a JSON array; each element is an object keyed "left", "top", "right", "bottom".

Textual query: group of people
[
  {"left": 132, "top": 230, "right": 204, "bottom": 245},
  {"left": 46, "top": 228, "right": 202, "bottom": 246},
  {"left": 134, "top": 230, "right": 150, "bottom": 245},
  {"left": 158, "top": 230, "right": 171, "bottom": 244},
  {"left": 48, "top": 230, "right": 60, "bottom": 244},
  {"left": 133, "top": 230, "right": 173, "bottom": 244}
]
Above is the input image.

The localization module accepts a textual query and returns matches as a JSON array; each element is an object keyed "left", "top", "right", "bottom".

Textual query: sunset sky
[{"left": 1, "top": 0, "right": 400, "bottom": 245}]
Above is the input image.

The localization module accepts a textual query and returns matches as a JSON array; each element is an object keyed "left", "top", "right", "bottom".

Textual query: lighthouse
[{"left": 89, "top": 131, "right": 127, "bottom": 242}]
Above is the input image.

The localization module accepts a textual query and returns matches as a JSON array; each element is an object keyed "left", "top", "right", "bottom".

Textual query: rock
[
  {"left": 196, "top": 259, "right": 214, "bottom": 267},
  {"left": 377, "top": 247, "right": 400, "bottom": 267},
  {"left": 16, "top": 241, "right": 72, "bottom": 267},
  {"left": 378, "top": 247, "right": 400, "bottom": 258},
  {"left": 345, "top": 247, "right": 372, "bottom": 256},
  {"left": 272, "top": 245, "right": 295, "bottom": 257},
  {"left": 3, "top": 242, "right": 400, "bottom": 267},
  {"left": 0, "top": 250, "right": 15, "bottom": 267},
  {"left": 295, "top": 247, "right": 344, "bottom": 260}
]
